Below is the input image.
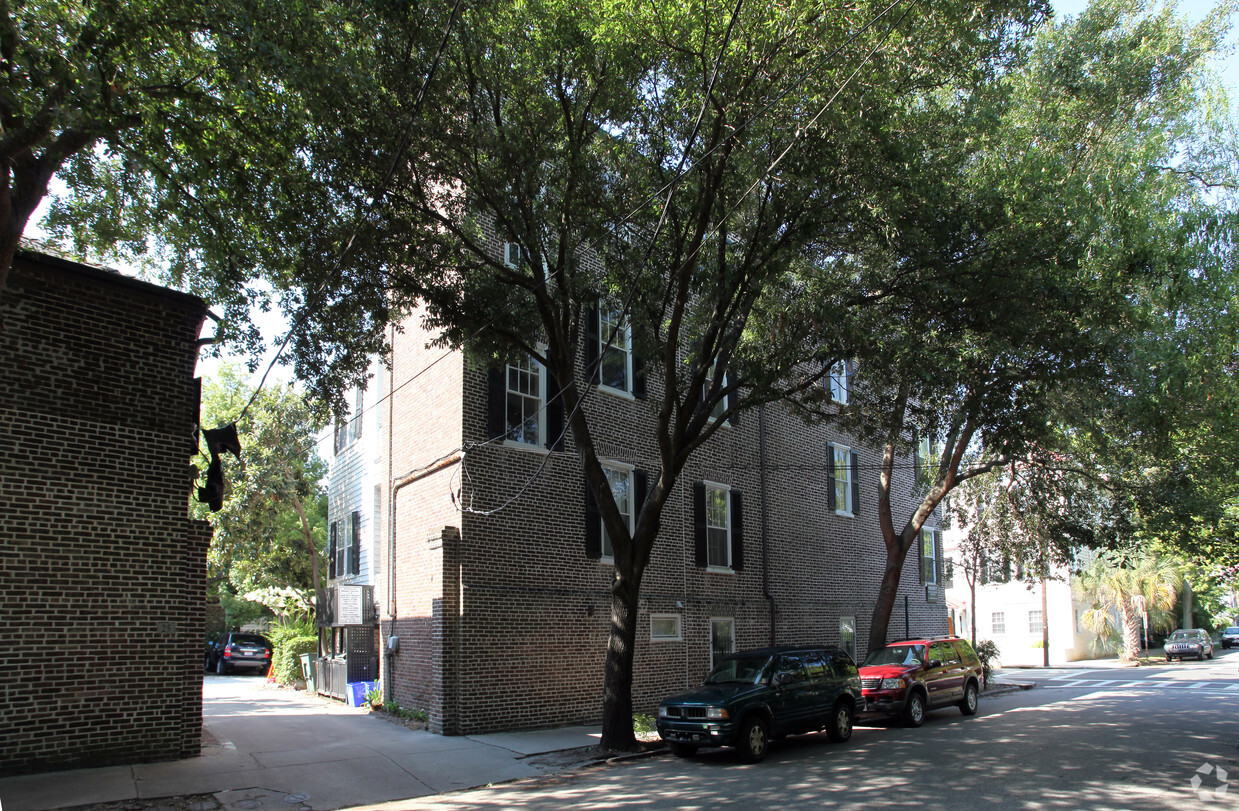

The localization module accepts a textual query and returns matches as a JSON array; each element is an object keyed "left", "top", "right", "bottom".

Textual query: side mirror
[{"left": 928, "top": 659, "right": 942, "bottom": 669}]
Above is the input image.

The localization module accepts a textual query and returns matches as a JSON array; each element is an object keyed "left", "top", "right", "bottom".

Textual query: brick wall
[
  {"left": 380, "top": 290, "right": 946, "bottom": 733},
  {"left": 0, "top": 252, "right": 210, "bottom": 775}
]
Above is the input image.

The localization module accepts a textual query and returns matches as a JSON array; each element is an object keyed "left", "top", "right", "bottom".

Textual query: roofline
[{"left": 14, "top": 247, "right": 214, "bottom": 318}]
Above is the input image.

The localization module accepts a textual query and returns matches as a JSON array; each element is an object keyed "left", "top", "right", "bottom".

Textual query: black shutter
[
  {"left": 634, "top": 469, "right": 648, "bottom": 525},
  {"left": 731, "top": 490, "right": 744, "bottom": 570},
  {"left": 586, "top": 303, "right": 601, "bottom": 383},
  {"left": 693, "top": 481, "right": 708, "bottom": 567},
  {"left": 633, "top": 353, "right": 646, "bottom": 399},
  {"left": 585, "top": 479, "right": 602, "bottom": 559},
  {"left": 912, "top": 430, "right": 920, "bottom": 481},
  {"left": 328, "top": 522, "right": 338, "bottom": 580},
  {"left": 935, "top": 530, "right": 944, "bottom": 585},
  {"left": 486, "top": 367, "right": 506, "bottom": 440},
  {"left": 350, "top": 510, "right": 361, "bottom": 575},
  {"left": 726, "top": 387, "right": 739, "bottom": 426},
  {"left": 826, "top": 443, "right": 837, "bottom": 512},
  {"left": 918, "top": 529, "right": 927, "bottom": 584},
  {"left": 850, "top": 451, "right": 860, "bottom": 514},
  {"left": 547, "top": 370, "right": 565, "bottom": 451}
]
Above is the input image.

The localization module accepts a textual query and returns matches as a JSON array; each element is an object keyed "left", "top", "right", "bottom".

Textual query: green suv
[{"left": 656, "top": 645, "right": 864, "bottom": 763}]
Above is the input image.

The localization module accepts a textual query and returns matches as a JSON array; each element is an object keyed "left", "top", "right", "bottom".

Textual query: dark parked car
[
  {"left": 1220, "top": 627, "right": 1239, "bottom": 650},
  {"left": 1165, "top": 628, "right": 1214, "bottom": 661},
  {"left": 206, "top": 631, "right": 273, "bottom": 675},
  {"left": 657, "top": 645, "right": 863, "bottom": 763},
  {"left": 858, "top": 636, "right": 983, "bottom": 727}
]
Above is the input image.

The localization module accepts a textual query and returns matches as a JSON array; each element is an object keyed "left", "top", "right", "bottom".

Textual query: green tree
[
  {"left": 1072, "top": 549, "right": 1181, "bottom": 660},
  {"left": 838, "top": 0, "right": 1235, "bottom": 653},
  {"left": 3, "top": 0, "right": 419, "bottom": 398},
  {"left": 197, "top": 364, "right": 328, "bottom": 613},
  {"left": 356, "top": 0, "right": 1045, "bottom": 749}
]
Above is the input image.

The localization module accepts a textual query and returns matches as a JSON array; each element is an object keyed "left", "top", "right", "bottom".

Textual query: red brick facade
[
  {"left": 0, "top": 251, "right": 211, "bottom": 775},
  {"left": 382, "top": 303, "right": 946, "bottom": 735}
]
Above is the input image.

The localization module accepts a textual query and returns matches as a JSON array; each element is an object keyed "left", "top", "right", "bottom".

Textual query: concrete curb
[{"left": 984, "top": 681, "right": 1036, "bottom": 697}]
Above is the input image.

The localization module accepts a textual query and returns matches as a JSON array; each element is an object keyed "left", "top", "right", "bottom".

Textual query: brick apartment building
[
  {"left": 328, "top": 250, "right": 948, "bottom": 735},
  {"left": 0, "top": 250, "right": 212, "bottom": 774}
]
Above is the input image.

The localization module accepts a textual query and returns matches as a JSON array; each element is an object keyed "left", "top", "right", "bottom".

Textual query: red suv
[{"left": 858, "top": 636, "right": 982, "bottom": 727}]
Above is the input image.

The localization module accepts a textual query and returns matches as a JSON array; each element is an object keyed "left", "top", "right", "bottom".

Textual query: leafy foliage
[
  {"left": 1072, "top": 549, "right": 1181, "bottom": 661},
  {"left": 197, "top": 363, "right": 328, "bottom": 608}
]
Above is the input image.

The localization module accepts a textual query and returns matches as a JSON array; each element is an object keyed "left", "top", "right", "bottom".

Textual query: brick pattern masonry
[{"left": 0, "top": 252, "right": 210, "bottom": 775}]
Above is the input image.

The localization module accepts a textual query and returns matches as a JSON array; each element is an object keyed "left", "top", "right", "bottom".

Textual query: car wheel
[
  {"left": 736, "top": 715, "right": 770, "bottom": 763},
  {"left": 1166, "top": 655, "right": 1173, "bottom": 662},
  {"left": 668, "top": 742, "right": 697, "bottom": 759},
  {"left": 825, "top": 701, "right": 853, "bottom": 743},
  {"left": 1206, "top": 650, "right": 1213, "bottom": 660},
  {"left": 903, "top": 691, "right": 926, "bottom": 728},
  {"left": 215, "top": 658, "right": 229, "bottom": 676},
  {"left": 959, "top": 681, "right": 980, "bottom": 716}
]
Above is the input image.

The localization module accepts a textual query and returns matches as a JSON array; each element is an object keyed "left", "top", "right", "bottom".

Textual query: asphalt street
[{"left": 348, "top": 650, "right": 1239, "bottom": 811}]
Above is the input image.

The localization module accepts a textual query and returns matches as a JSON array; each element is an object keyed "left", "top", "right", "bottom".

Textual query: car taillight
[{"left": 223, "top": 646, "right": 233, "bottom": 658}]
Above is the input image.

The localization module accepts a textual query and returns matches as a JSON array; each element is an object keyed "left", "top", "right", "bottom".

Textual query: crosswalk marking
[{"left": 1037, "top": 678, "right": 1239, "bottom": 693}]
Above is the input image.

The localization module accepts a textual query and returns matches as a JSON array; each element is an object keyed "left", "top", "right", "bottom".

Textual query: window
[
  {"left": 1029, "top": 610, "right": 1044, "bottom": 634},
  {"left": 504, "top": 354, "right": 546, "bottom": 447},
  {"left": 598, "top": 306, "right": 633, "bottom": 394},
  {"left": 710, "top": 618, "right": 735, "bottom": 668},
  {"left": 347, "top": 510, "right": 361, "bottom": 576},
  {"left": 693, "top": 482, "right": 744, "bottom": 571},
  {"left": 704, "top": 366, "right": 728, "bottom": 422},
  {"left": 829, "top": 360, "right": 852, "bottom": 404},
  {"left": 705, "top": 484, "right": 732, "bottom": 568},
  {"left": 600, "top": 464, "right": 634, "bottom": 561},
  {"left": 350, "top": 387, "right": 364, "bottom": 442},
  {"left": 839, "top": 616, "right": 857, "bottom": 663},
  {"left": 503, "top": 241, "right": 523, "bottom": 268},
  {"left": 651, "top": 614, "right": 682, "bottom": 642},
  {"left": 328, "top": 521, "right": 339, "bottom": 580},
  {"left": 992, "top": 611, "right": 1006, "bottom": 634},
  {"left": 829, "top": 444, "right": 857, "bottom": 515},
  {"left": 921, "top": 528, "right": 938, "bottom": 585}
]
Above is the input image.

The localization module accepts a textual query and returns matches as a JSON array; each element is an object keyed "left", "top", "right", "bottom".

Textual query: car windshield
[
  {"left": 1227, "top": 628, "right": 1239, "bottom": 634},
  {"left": 704, "top": 655, "right": 772, "bottom": 685},
  {"left": 861, "top": 644, "right": 926, "bottom": 667},
  {"left": 1168, "top": 631, "right": 1198, "bottom": 641}
]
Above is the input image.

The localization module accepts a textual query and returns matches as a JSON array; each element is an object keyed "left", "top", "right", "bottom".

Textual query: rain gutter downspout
[{"left": 759, "top": 405, "right": 776, "bottom": 645}]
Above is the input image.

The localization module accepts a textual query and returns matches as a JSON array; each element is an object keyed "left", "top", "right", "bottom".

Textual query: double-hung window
[
  {"left": 992, "top": 611, "right": 1006, "bottom": 634},
  {"left": 1029, "top": 610, "right": 1045, "bottom": 634},
  {"left": 829, "top": 360, "right": 852, "bottom": 404},
  {"left": 505, "top": 354, "right": 546, "bottom": 447},
  {"left": 598, "top": 306, "right": 633, "bottom": 394},
  {"left": 600, "top": 463, "right": 634, "bottom": 561},
  {"left": 831, "top": 444, "right": 855, "bottom": 515},
  {"left": 704, "top": 366, "right": 728, "bottom": 422},
  {"left": 705, "top": 484, "right": 732, "bottom": 568},
  {"left": 921, "top": 527, "right": 938, "bottom": 584}
]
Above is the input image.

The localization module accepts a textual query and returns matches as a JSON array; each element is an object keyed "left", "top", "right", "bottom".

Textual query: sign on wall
[{"left": 337, "top": 584, "right": 365, "bottom": 626}]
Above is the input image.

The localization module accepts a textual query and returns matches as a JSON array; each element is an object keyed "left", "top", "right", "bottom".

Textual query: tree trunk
[
  {"left": 868, "top": 544, "right": 909, "bottom": 656},
  {"left": 599, "top": 572, "right": 641, "bottom": 751},
  {"left": 1118, "top": 599, "right": 1143, "bottom": 662}
]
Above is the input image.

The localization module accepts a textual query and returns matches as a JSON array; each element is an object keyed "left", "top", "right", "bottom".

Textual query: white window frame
[
  {"left": 704, "top": 481, "right": 733, "bottom": 570},
  {"left": 504, "top": 353, "right": 547, "bottom": 449},
  {"left": 833, "top": 444, "right": 853, "bottom": 516},
  {"left": 829, "top": 360, "right": 851, "bottom": 404},
  {"left": 651, "top": 613, "right": 682, "bottom": 642},
  {"left": 921, "top": 527, "right": 938, "bottom": 585},
  {"left": 598, "top": 305, "right": 634, "bottom": 396},
  {"left": 992, "top": 611, "right": 1006, "bottom": 635},
  {"left": 503, "top": 241, "right": 524, "bottom": 269},
  {"left": 1029, "top": 610, "right": 1045, "bottom": 635},
  {"left": 710, "top": 617, "right": 735, "bottom": 669},
  {"left": 839, "top": 616, "right": 857, "bottom": 663},
  {"left": 599, "top": 462, "right": 634, "bottom": 563}
]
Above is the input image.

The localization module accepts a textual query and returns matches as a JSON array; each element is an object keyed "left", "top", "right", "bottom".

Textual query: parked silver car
[{"left": 1164, "top": 628, "right": 1214, "bottom": 662}]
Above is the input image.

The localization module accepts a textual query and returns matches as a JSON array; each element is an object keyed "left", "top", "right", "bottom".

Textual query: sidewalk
[
  {"left": 999, "top": 648, "right": 1171, "bottom": 671},
  {"left": 0, "top": 678, "right": 605, "bottom": 811}
]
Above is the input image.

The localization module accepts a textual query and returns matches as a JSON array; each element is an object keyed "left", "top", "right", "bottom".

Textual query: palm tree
[{"left": 1073, "top": 550, "right": 1181, "bottom": 662}]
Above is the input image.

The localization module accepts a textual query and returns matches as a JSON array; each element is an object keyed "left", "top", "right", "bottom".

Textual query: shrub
[
  {"left": 974, "top": 639, "right": 1000, "bottom": 687},
  {"left": 266, "top": 617, "right": 318, "bottom": 685}
]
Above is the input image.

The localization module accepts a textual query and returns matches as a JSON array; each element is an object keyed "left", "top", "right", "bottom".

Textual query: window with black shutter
[
  {"left": 328, "top": 521, "right": 338, "bottom": 580},
  {"left": 350, "top": 510, "right": 361, "bottom": 576}
]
